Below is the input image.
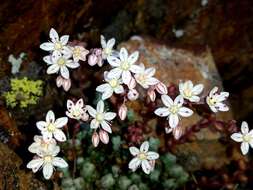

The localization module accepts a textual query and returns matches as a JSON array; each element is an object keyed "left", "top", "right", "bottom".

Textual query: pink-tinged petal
[
  {"left": 107, "top": 68, "right": 122, "bottom": 79},
  {"left": 88, "top": 54, "right": 98, "bottom": 66},
  {"left": 43, "top": 163, "right": 54, "bottom": 180},
  {"left": 107, "top": 38, "right": 115, "bottom": 49},
  {"left": 122, "top": 71, "right": 132, "bottom": 86},
  {"left": 96, "top": 83, "right": 111, "bottom": 93},
  {"left": 241, "top": 121, "right": 249, "bottom": 134},
  {"left": 43, "top": 55, "right": 53, "bottom": 65},
  {"left": 49, "top": 28, "right": 59, "bottom": 43},
  {"left": 118, "top": 104, "right": 127, "bottom": 121},
  {"left": 101, "top": 121, "right": 112, "bottom": 133},
  {"left": 161, "top": 95, "right": 173, "bottom": 107},
  {"left": 90, "top": 119, "right": 99, "bottom": 129},
  {"left": 216, "top": 103, "right": 229, "bottom": 112},
  {"left": 141, "top": 160, "right": 151, "bottom": 174},
  {"left": 174, "top": 95, "right": 184, "bottom": 106},
  {"left": 60, "top": 66, "right": 69, "bottom": 79},
  {"left": 56, "top": 76, "right": 63, "bottom": 87},
  {"left": 36, "top": 121, "right": 47, "bottom": 131},
  {"left": 129, "top": 157, "right": 141, "bottom": 171},
  {"left": 107, "top": 56, "right": 121, "bottom": 67},
  {"left": 128, "top": 51, "right": 139, "bottom": 65},
  {"left": 46, "top": 110, "right": 55, "bottom": 123},
  {"left": 102, "top": 89, "right": 113, "bottom": 100},
  {"left": 40, "top": 42, "right": 54, "bottom": 51},
  {"left": 99, "top": 130, "right": 109, "bottom": 144},
  {"left": 53, "top": 129, "right": 67, "bottom": 142},
  {"left": 86, "top": 106, "right": 97, "bottom": 117},
  {"left": 92, "top": 131, "right": 100, "bottom": 147},
  {"left": 60, "top": 35, "right": 69, "bottom": 45},
  {"left": 27, "top": 158, "right": 44, "bottom": 171},
  {"left": 147, "top": 152, "right": 159, "bottom": 160},
  {"left": 104, "top": 112, "right": 116, "bottom": 121},
  {"left": 147, "top": 77, "right": 159, "bottom": 86},
  {"left": 77, "top": 98, "right": 84, "bottom": 108},
  {"left": 154, "top": 107, "right": 170, "bottom": 117},
  {"left": 128, "top": 77, "right": 136, "bottom": 89},
  {"left": 145, "top": 67, "right": 156, "bottom": 77},
  {"left": 178, "top": 107, "right": 193, "bottom": 117},
  {"left": 130, "top": 65, "right": 143, "bottom": 74},
  {"left": 47, "top": 64, "right": 59, "bottom": 74},
  {"left": 66, "top": 100, "right": 74, "bottom": 111},
  {"left": 119, "top": 47, "right": 128, "bottom": 61},
  {"left": 96, "top": 100, "right": 104, "bottom": 113},
  {"left": 140, "top": 141, "right": 149, "bottom": 152},
  {"left": 172, "top": 127, "right": 184, "bottom": 140},
  {"left": 66, "top": 61, "right": 80, "bottom": 69},
  {"left": 55, "top": 117, "right": 68, "bottom": 128},
  {"left": 114, "top": 85, "right": 124, "bottom": 94},
  {"left": 231, "top": 133, "right": 243, "bottom": 142},
  {"left": 62, "top": 78, "right": 71, "bottom": 91},
  {"left": 192, "top": 84, "right": 204, "bottom": 95},
  {"left": 169, "top": 114, "right": 179, "bottom": 128},
  {"left": 52, "top": 157, "right": 68, "bottom": 168},
  {"left": 155, "top": 82, "right": 168, "bottom": 95},
  {"left": 241, "top": 142, "right": 249, "bottom": 155},
  {"left": 129, "top": 147, "right": 140, "bottom": 156},
  {"left": 147, "top": 88, "right": 156, "bottom": 102}
]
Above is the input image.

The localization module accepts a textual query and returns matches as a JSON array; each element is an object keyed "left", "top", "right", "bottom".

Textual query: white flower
[
  {"left": 206, "top": 86, "right": 229, "bottom": 112},
  {"left": 28, "top": 135, "right": 56, "bottom": 154},
  {"left": 179, "top": 80, "right": 204, "bottom": 102},
  {"left": 40, "top": 28, "right": 69, "bottom": 55},
  {"left": 101, "top": 35, "right": 116, "bottom": 60},
  {"left": 128, "top": 141, "right": 159, "bottom": 174},
  {"left": 66, "top": 99, "right": 89, "bottom": 121},
  {"left": 45, "top": 51, "right": 80, "bottom": 79},
  {"left": 70, "top": 46, "right": 89, "bottom": 62},
  {"left": 231, "top": 121, "right": 253, "bottom": 155},
  {"left": 96, "top": 72, "right": 124, "bottom": 100},
  {"left": 86, "top": 100, "right": 116, "bottom": 133},
  {"left": 36, "top": 110, "right": 68, "bottom": 142},
  {"left": 107, "top": 47, "right": 142, "bottom": 86},
  {"left": 27, "top": 144, "right": 68, "bottom": 179},
  {"left": 154, "top": 95, "right": 193, "bottom": 128},
  {"left": 134, "top": 64, "right": 159, "bottom": 89}
]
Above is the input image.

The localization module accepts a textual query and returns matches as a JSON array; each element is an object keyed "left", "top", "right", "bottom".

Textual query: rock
[
  {"left": 119, "top": 37, "right": 241, "bottom": 171},
  {"left": 0, "top": 142, "right": 46, "bottom": 190}
]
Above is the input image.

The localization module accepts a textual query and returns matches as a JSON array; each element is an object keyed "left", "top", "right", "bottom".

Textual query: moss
[{"left": 3, "top": 77, "right": 43, "bottom": 108}]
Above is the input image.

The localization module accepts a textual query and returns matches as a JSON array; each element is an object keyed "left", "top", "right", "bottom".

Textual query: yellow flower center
[
  {"left": 207, "top": 96, "right": 217, "bottom": 106},
  {"left": 243, "top": 134, "right": 252, "bottom": 142},
  {"left": 104, "top": 48, "right": 111, "bottom": 55},
  {"left": 109, "top": 79, "right": 118, "bottom": 88},
  {"left": 47, "top": 123, "right": 56, "bottom": 132},
  {"left": 54, "top": 42, "right": 63, "bottom": 50},
  {"left": 72, "top": 109, "right": 81, "bottom": 118},
  {"left": 138, "top": 152, "right": 147, "bottom": 160},
  {"left": 57, "top": 57, "right": 66, "bottom": 66},
  {"left": 183, "top": 88, "right": 192, "bottom": 98},
  {"left": 169, "top": 105, "right": 179, "bottom": 114},
  {"left": 96, "top": 113, "right": 104, "bottom": 122},
  {"left": 73, "top": 47, "right": 81, "bottom": 57},
  {"left": 44, "top": 155, "right": 53, "bottom": 163},
  {"left": 121, "top": 61, "right": 130, "bottom": 70}
]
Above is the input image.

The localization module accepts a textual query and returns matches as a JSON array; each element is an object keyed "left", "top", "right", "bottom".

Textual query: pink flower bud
[
  {"left": 99, "top": 129, "right": 109, "bottom": 144},
  {"left": 88, "top": 54, "right": 97, "bottom": 66},
  {"left": 172, "top": 126, "right": 184, "bottom": 140},
  {"left": 62, "top": 78, "right": 71, "bottom": 91},
  {"left": 127, "top": 89, "right": 139, "bottom": 101},
  {"left": 147, "top": 88, "right": 156, "bottom": 102},
  {"left": 56, "top": 76, "right": 63, "bottom": 87},
  {"left": 92, "top": 131, "right": 99, "bottom": 147},
  {"left": 128, "top": 77, "right": 136, "bottom": 89},
  {"left": 118, "top": 104, "right": 127, "bottom": 120},
  {"left": 97, "top": 57, "right": 103, "bottom": 67},
  {"left": 149, "top": 160, "right": 156, "bottom": 171},
  {"left": 94, "top": 48, "right": 102, "bottom": 56},
  {"left": 155, "top": 82, "right": 168, "bottom": 95}
]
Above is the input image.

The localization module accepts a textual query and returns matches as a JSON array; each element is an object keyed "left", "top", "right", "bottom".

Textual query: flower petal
[
  {"left": 101, "top": 121, "right": 112, "bottom": 133},
  {"left": 96, "top": 100, "right": 104, "bottom": 113},
  {"left": 141, "top": 160, "right": 151, "bottom": 174},
  {"left": 114, "top": 85, "right": 124, "bottom": 94},
  {"left": 174, "top": 95, "right": 184, "bottom": 106},
  {"left": 60, "top": 35, "right": 69, "bottom": 45},
  {"left": 42, "top": 131, "right": 53, "bottom": 142},
  {"left": 231, "top": 133, "right": 243, "bottom": 142},
  {"left": 178, "top": 107, "right": 193, "bottom": 117},
  {"left": 36, "top": 121, "right": 47, "bottom": 131},
  {"left": 53, "top": 129, "right": 67, "bottom": 142},
  {"left": 46, "top": 110, "right": 55, "bottom": 123},
  {"left": 43, "top": 55, "right": 53, "bottom": 65},
  {"left": 146, "top": 77, "right": 159, "bottom": 86},
  {"left": 52, "top": 51, "right": 62, "bottom": 63},
  {"left": 43, "top": 163, "right": 54, "bottom": 180},
  {"left": 122, "top": 71, "right": 132, "bottom": 86},
  {"left": 77, "top": 98, "right": 84, "bottom": 108},
  {"left": 189, "top": 96, "right": 200, "bottom": 103},
  {"left": 140, "top": 141, "right": 149, "bottom": 152},
  {"left": 47, "top": 64, "right": 59, "bottom": 74},
  {"left": 241, "top": 142, "right": 249, "bottom": 155},
  {"left": 128, "top": 51, "right": 139, "bottom": 65},
  {"left": 102, "top": 89, "right": 113, "bottom": 100},
  {"left": 107, "top": 68, "right": 122, "bottom": 79},
  {"left": 147, "top": 151, "right": 159, "bottom": 160},
  {"left": 55, "top": 117, "right": 68, "bottom": 128},
  {"left": 40, "top": 42, "right": 54, "bottom": 51},
  {"left": 52, "top": 157, "right": 68, "bottom": 168},
  {"left": 130, "top": 65, "right": 143, "bottom": 74},
  {"left": 161, "top": 95, "right": 173, "bottom": 107},
  {"left": 27, "top": 158, "right": 44, "bottom": 172},
  {"left": 86, "top": 106, "right": 97, "bottom": 117},
  {"left": 129, "top": 147, "right": 140, "bottom": 156},
  {"left": 67, "top": 100, "right": 74, "bottom": 111},
  {"left": 90, "top": 119, "right": 99, "bottom": 129},
  {"left": 241, "top": 121, "right": 249, "bottom": 134},
  {"left": 49, "top": 28, "right": 59, "bottom": 42},
  {"left": 96, "top": 83, "right": 111, "bottom": 92},
  {"left": 119, "top": 47, "right": 128, "bottom": 61},
  {"left": 66, "top": 61, "right": 80, "bottom": 69},
  {"left": 154, "top": 107, "right": 170, "bottom": 117},
  {"left": 107, "top": 56, "right": 121, "bottom": 67},
  {"left": 145, "top": 67, "right": 156, "bottom": 77},
  {"left": 128, "top": 157, "right": 141, "bottom": 171},
  {"left": 104, "top": 112, "right": 116, "bottom": 121},
  {"left": 169, "top": 114, "right": 179, "bottom": 128},
  {"left": 192, "top": 84, "right": 204, "bottom": 95},
  {"left": 60, "top": 66, "right": 70, "bottom": 79},
  {"left": 100, "top": 35, "right": 106, "bottom": 48},
  {"left": 107, "top": 38, "right": 115, "bottom": 49}
]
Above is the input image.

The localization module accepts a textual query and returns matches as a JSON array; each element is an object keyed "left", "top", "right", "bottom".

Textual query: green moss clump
[{"left": 3, "top": 77, "right": 43, "bottom": 108}]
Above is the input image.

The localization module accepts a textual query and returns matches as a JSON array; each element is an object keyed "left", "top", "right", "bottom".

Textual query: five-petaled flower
[
  {"left": 70, "top": 46, "right": 89, "bottom": 62},
  {"left": 128, "top": 141, "right": 159, "bottom": 174},
  {"left": 45, "top": 51, "right": 80, "bottom": 79},
  {"left": 206, "top": 86, "right": 229, "bottom": 113},
  {"left": 28, "top": 135, "right": 56, "bottom": 155},
  {"left": 231, "top": 121, "right": 253, "bottom": 155},
  {"left": 86, "top": 100, "right": 116, "bottom": 133},
  {"left": 101, "top": 35, "right": 116, "bottom": 60},
  {"left": 134, "top": 63, "right": 159, "bottom": 89},
  {"left": 179, "top": 80, "right": 204, "bottom": 102},
  {"left": 107, "top": 47, "right": 141, "bottom": 87},
  {"left": 66, "top": 98, "right": 89, "bottom": 121},
  {"left": 40, "top": 28, "right": 69, "bottom": 55},
  {"left": 154, "top": 95, "right": 193, "bottom": 128},
  {"left": 36, "top": 110, "right": 68, "bottom": 142},
  {"left": 96, "top": 72, "right": 124, "bottom": 100},
  {"left": 27, "top": 143, "right": 68, "bottom": 180}
]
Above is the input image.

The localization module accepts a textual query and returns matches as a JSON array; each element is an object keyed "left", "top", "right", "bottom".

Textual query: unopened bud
[
  {"left": 127, "top": 89, "right": 139, "bottom": 101},
  {"left": 88, "top": 54, "right": 97, "bottom": 66},
  {"left": 99, "top": 129, "right": 109, "bottom": 144},
  {"left": 155, "top": 82, "right": 168, "bottom": 95},
  {"left": 92, "top": 131, "right": 99, "bottom": 147},
  {"left": 62, "top": 78, "right": 71, "bottom": 91},
  {"left": 173, "top": 126, "right": 184, "bottom": 140},
  {"left": 147, "top": 88, "right": 156, "bottom": 102},
  {"left": 118, "top": 104, "right": 127, "bottom": 120}
]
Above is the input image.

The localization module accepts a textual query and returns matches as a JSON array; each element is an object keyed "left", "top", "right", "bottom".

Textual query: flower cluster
[{"left": 27, "top": 110, "right": 68, "bottom": 179}]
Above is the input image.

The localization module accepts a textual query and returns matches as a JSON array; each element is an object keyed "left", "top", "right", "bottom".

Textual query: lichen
[{"left": 3, "top": 77, "right": 43, "bottom": 108}]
